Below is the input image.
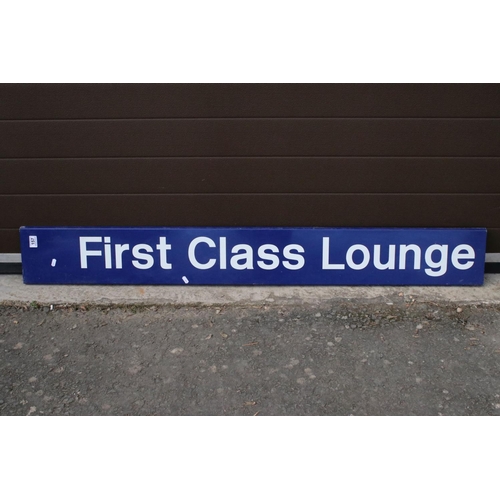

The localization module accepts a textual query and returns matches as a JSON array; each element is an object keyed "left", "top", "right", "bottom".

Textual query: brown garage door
[{"left": 1, "top": 84, "right": 499, "bottom": 253}]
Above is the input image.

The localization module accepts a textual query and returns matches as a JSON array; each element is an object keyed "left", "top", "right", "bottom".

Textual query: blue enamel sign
[{"left": 20, "top": 227, "right": 486, "bottom": 286}]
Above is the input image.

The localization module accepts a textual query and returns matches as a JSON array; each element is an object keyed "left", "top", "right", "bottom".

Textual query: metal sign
[{"left": 20, "top": 227, "right": 486, "bottom": 285}]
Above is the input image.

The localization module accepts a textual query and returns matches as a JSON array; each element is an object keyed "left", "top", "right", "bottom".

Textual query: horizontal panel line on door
[{"left": 3, "top": 117, "right": 500, "bottom": 122}]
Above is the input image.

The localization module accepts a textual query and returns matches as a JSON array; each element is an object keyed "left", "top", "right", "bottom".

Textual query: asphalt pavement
[{"left": 2, "top": 297, "right": 500, "bottom": 415}]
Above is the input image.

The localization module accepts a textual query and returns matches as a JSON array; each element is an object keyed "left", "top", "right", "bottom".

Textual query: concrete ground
[{"left": 1, "top": 275, "right": 500, "bottom": 416}]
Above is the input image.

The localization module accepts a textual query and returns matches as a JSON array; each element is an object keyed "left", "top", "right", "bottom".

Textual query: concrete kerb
[{"left": 1, "top": 274, "right": 500, "bottom": 308}]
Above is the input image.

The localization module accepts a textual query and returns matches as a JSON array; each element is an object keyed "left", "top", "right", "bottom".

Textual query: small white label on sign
[{"left": 29, "top": 236, "right": 38, "bottom": 248}]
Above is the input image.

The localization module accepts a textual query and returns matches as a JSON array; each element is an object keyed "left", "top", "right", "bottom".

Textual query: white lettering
[
  {"left": 322, "top": 237, "right": 345, "bottom": 270},
  {"left": 114, "top": 244, "right": 130, "bottom": 269},
  {"left": 132, "top": 244, "right": 154, "bottom": 269},
  {"left": 80, "top": 237, "right": 102, "bottom": 269},
  {"left": 283, "top": 244, "right": 305, "bottom": 270},
  {"left": 373, "top": 244, "right": 396, "bottom": 270},
  {"left": 451, "top": 244, "right": 475, "bottom": 270},
  {"left": 188, "top": 237, "right": 216, "bottom": 270},
  {"left": 219, "top": 237, "right": 227, "bottom": 270},
  {"left": 346, "top": 244, "right": 370, "bottom": 270},
  {"left": 231, "top": 244, "right": 254, "bottom": 270},
  {"left": 399, "top": 244, "right": 421, "bottom": 270},
  {"left": 104, "top": 237, "right": 112, "bottom": 269},
  {"left": 425, "top": 245, "right": 448, "bottom": 277},
  {"left": 156, "top": 237, "right": 172, "bottom": 270},
  {"left": 257, "top": 244, "right": 280, "bottom": 270}
]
